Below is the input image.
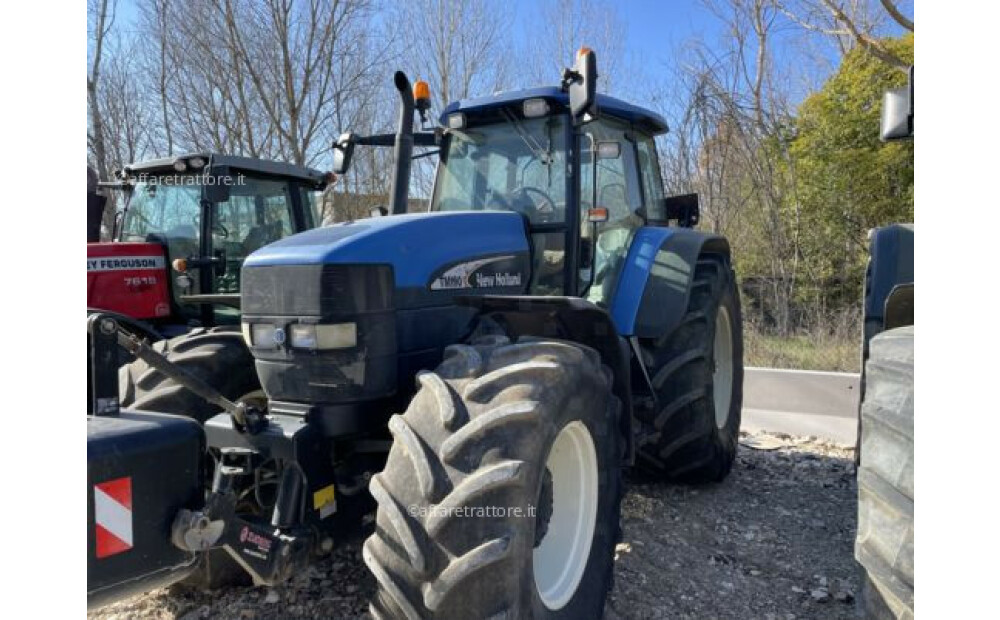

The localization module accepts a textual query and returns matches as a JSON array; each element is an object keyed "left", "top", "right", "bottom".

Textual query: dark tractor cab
[{"left": 109, "top": 154, "right": 329, "bottom": 328}]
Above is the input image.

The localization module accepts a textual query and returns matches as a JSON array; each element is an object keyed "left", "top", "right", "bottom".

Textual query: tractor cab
[
  {"left": 89, "top": 154, "right": 329, "bottom": 331},
  {"left": 430, "top": 86, "right": 670, "bottom": 302}
]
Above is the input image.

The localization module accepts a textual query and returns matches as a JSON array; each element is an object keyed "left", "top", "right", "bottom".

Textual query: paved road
[{"left": 741, "top": 407, "right": 857, "bottom": 445}]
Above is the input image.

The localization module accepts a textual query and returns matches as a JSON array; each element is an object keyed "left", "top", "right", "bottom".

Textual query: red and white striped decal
[{"left": 94, "top": 477, "right": 133, "bottom": 558}]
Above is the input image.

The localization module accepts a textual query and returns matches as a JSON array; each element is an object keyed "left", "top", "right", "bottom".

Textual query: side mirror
[
  {"left": 661, "top": 193, "right": 700, "bottom": 228},
  {"left": 112, "top": 209, "right": 124, "bottom": 240},
  {"left": 204, "top": 165, "right": 232, "bottom": 203},
  {"left": 567, "top": 49, "right": 598, "bottom": 120},
  {"left": 881, "top": 66, "right": 913, "bottom": 141},
  {"left": 333, "top": 132, "right": 358, "bottom": 174}
]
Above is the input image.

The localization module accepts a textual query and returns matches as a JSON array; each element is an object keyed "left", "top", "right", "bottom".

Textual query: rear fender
[
  {"left": 609, "top": 226, "right": 731, "bottom": 340},
  {"left": 864, "top": 224, "right": 914, "bottom": 335},
  {"left": 457, "top": 295, "right": 635, "bottom": 465}
]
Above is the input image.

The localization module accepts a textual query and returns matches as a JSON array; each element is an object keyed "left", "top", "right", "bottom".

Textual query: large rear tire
[
  {"left": 634, "top": 254, "right": 744, "bottom": 482},
  {"left": 855, "top": 326, "right": 914, "bottom": 619},
  {"left": 365, "top": 336, "right": 623, "bottom": 619},
  {"left": 118, "top": 326, "right": 263, "bottom": 423}
]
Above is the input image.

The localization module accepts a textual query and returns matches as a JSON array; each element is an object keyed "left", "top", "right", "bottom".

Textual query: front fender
[
  {"left": 609, "top": 226, "right": 730, "bottom": 339},
  {"left": 457, "top": 295, "right": 635, "bottom": 465}
]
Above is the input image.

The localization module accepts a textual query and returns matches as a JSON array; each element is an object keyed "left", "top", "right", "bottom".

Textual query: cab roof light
[
  {"left": 447, "top": 112, "right": 466, "bottom": 130},
  {"left": 523, "top": 98, "right": 550, "bottom": 118},
  {"left": 414, "top": 80, "right": 432, "bottom": 124},
  {"left": 414, "top": 80, "right": 431, "bottom": 105}
]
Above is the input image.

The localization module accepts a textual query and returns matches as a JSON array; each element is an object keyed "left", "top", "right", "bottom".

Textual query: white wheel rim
[
  {"left": 532, "top": 420, "right": 599, "bottom": 610},
  {"left": 713, "top": 306, "right": 734, "bottom": 429}
]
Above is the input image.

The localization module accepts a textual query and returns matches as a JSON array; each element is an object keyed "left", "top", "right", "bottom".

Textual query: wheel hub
[{"left": 712, "top": 306, "right": 734, "bottom": 429}]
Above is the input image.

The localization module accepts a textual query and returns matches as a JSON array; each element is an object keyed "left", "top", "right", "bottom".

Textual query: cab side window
[{"left": 636, "top": 136, "right": 665, "bottom": 220}]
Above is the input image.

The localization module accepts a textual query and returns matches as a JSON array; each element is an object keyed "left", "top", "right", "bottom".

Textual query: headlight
[
  {"left": 251, "top": 323, "right": 278, "bottom": 348},
  {"left": 246, "top": 321, "right": 357, "bottom": 350},
  {"left": 289, "top": 324, "right": 318, "bottom": 349},
  {"left": 316, "top": 323, "right": 357, "bottom": 349},
  {"left": 290, "top": 322, "right": 357, "bottom": 350}
]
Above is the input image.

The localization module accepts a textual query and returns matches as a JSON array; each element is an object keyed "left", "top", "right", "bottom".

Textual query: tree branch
[
  {"left": 879, "top": 0, "right": 913, "bottom": 32},
  {"left": 820, "top": 0, "right": 909, "bottom": 70}
]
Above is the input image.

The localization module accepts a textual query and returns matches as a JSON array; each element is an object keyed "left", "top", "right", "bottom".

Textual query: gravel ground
[{"left": 90, "top": 430, "right": 858, "bottom": 620}]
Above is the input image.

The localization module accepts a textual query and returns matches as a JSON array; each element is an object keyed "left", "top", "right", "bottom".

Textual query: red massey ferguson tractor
[{"left": 87, "top": 154, "right": 331, "bottom": 418}]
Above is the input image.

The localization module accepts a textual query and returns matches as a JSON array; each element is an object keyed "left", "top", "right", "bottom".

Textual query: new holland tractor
[
  {"left": 88, "top": 50, "right": 743, "bottom": 619},
  {"left": 86, "top": 154, "right": 330, "bottom": 417}
]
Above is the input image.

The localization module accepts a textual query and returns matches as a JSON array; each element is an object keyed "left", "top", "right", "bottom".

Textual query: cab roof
[
  {"left": 122, "top": 153, "right": 329, "bottom": 187},
  {"left": 440, "top": 86, "right": 669, "bottom": 135}
]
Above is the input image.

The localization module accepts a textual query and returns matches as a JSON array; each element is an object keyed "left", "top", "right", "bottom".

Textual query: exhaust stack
[{"left": 389, "top": 71, "right": 415, "bottom": 216}]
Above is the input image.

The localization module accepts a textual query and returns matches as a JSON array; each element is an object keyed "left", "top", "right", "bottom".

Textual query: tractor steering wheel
[{"left": 510, "top": 186, "right": 558, "bottom": 224}]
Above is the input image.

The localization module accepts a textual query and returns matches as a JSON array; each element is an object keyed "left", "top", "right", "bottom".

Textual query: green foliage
[{"left": 790, "top": 35, "right": 914, "bottom": 306}]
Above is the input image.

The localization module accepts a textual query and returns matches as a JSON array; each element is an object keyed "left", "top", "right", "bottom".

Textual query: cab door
[
  {"left": 580, "top": 119, "right": 645, "bottom": 305},
  {"left": 205, "top": 176, "right": 308, "bottom": 324}
]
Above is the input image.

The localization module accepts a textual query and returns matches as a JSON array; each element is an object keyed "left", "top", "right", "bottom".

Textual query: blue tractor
[{"left": 89, "top": 50, "right": 743, "bottom": 619}]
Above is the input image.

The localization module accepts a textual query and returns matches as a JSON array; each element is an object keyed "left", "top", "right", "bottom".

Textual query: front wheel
[{"left": 365, "top": 336, "right": 623, "bottom": 619}]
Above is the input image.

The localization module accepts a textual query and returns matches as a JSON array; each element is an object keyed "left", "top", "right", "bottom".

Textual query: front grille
[{"left": 241, "top": 264, "right": 394, "bottom": 317}]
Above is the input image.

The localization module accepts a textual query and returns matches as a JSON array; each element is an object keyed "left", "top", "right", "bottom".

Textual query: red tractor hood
[{"left": 87, "top": 242, "right": 172, "bottom": 320}]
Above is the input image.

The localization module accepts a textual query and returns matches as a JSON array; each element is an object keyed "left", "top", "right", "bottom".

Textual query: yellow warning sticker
[{"left": 313, "top": 484, "right": 337, "bottom": 519}]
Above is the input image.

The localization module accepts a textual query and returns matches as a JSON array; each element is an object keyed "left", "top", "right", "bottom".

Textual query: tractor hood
[
  {"left": 243, "top": 210, "right": 531, "bottom": 291},
  {"left": 240, "top": 210, "right": 533, "bottom": 404}
]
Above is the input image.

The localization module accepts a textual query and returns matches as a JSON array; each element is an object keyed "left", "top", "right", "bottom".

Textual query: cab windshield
[{"left": 431, "top": 113, "right": 568, "bottom": 225}]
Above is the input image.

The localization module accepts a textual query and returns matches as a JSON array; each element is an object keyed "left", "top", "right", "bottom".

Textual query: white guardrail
[{"left": 743, "top": 367, "right": 860, "bottom": 419}]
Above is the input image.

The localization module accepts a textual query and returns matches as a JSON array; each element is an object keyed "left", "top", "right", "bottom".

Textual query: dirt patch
[{"left": 89, "top": 431, "right": 857, "bottom": 620}]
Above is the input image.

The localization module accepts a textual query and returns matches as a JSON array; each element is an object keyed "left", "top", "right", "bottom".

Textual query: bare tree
[
  {"left": 87, "top": 0, "right": 117, "bottom": 233},
  {"left": 386, "top": 0, "right": 512, "bottom": 200},
  {"left": 97, "top": 38, "right": 159, "bottom": 169},
  {"left": 659, "top": 0, "right": 805, "bottom": 334},
  {"left": 391, "top": 0, "right": 510, "bottom": 105},
  {"left": 133, "top": 0, "right": 383, "bottom": 167},
  {"left": 138, "top": 0, "right": 177, "bottom": 155},
  {"left": 778, "top": 0, "right": 912, "bottom": 69},
  {"left": 878, "top": 0, "right": 913, "bottom": 32},
  {"left": 524, "top": 0, "right": 633, "bottom": 96}
]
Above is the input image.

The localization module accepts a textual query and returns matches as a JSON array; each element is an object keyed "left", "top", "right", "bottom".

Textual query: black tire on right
[
  {"left": 635, "top": 254, "right": 744, "bottom": 482},
  {"left": 365, "top": 336, "right": 623, "bottom": 619},
  {"left": 855, "top": 326, "right": 914, "bottom": 620}
]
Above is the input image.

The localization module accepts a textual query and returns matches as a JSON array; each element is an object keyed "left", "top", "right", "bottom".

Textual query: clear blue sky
[{"left": 104, "top": 0, "right": 911, "bottom": 121}]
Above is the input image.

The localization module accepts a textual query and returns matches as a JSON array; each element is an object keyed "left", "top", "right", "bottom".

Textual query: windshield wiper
[{"left": 501, "top": 108, "right": 552, "bottom": 165}]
